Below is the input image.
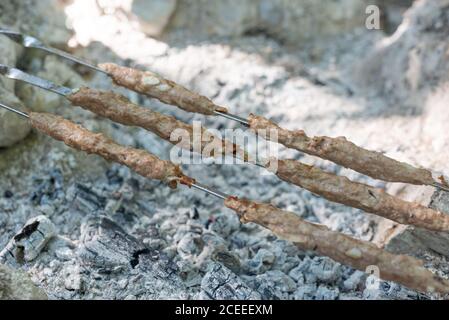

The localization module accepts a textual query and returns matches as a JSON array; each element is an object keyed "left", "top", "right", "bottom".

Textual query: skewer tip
[{"left": 433, "top": 182, "right": 449, "bottom": 193}]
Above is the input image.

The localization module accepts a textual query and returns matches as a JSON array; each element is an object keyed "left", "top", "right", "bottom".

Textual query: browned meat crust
[
  {"left": 249, "top": 114, "right": 435, "bottom": 186},
  {"left": 68, "top": 87, "right": 245, "bottom": 160},
  {"left": 274, "top": 159, "right": 449, "bottom": 232},
  {"left": 225, "top": 196, "right": 449, "bottom": 294},
  {"left": 99, "top": 63, "right": 228, "bottom": 116},
  {"left": 29, "top": 112, "right": 190, "bottom": 188}
]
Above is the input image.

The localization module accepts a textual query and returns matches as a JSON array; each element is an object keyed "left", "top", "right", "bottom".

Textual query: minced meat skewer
[
  {"left": 250, "top": 114, "right": 438, "bottom": 187},
  {"left": 270, "top": 159, "right": 449, "bottom": 232},
  {"left": 29, "top": 112, "right": 190, "bottom": 189},
  {"left": 225, "top": 196, "right": 449, "bottom": 295},
  {"left": 99, "top": 64, "right": 441, "bottom": 188},
  {"left": 67, "top": 87, "right": 247, "bottom": 161},
  {"left": 226, "top": 196, "right": 449, "bottom": 294},
  {"left": 2, "top": 102, "right": 448, "bottom": 295},
  {"left": 99, "top": 63, "right": 228, "bottom": 116},
  {"left": 65, "top": 86, "right": 449, "bottom": 232}
]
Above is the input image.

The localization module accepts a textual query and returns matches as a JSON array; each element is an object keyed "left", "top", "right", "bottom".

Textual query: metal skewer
[
  {"left": 213, "top": 110, "right": 249, "bottom": 127},
  {"left": 0, "top": 64, "right": 72, "bottom": 96},
  {"left": 0, "top": 102, "right": 29, "bottom": 118},
  {"left": 189, "top": 181, "right": 230, "bottom": 200},
  {"left": 0, "top": 29, "right": 250, "bottom": 126},
  {"left": 3, "top": 32, "right": 447, "bottom": 193},
  {"left": 0, "top": 64, "right": 266, "bottom": 167},
  {"left": 0, "top": 102, "right": 232, "bottom": 200},
  {"left": 433, "top": 182, "right": 449, "bottom": 193},
  {"left": 0, "top": 29, "right": 107, "bottom": 75}
]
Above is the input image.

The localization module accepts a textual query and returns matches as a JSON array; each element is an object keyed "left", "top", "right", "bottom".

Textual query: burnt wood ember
[
  {"left": 273, "top": 159, "right": 449, "bottom": 232},
  {"left": 29, "top": 112, "right": 190, "bottom": 188},
  {"left": 249, "top": 114, "right": 437, "bottom": 187},
  {"left": 224, "top": 196, "right": 449, "bottom": 295},
  {"left": 67, "top": 87, "right": 245, "bottom": 160},
  {"left": 99, "top": 63, "right": 228, "bottom": 116},
  {"left": 0, "top": 215, "right": 56, "bottom": 264},
  {"left": 79, "top": 216, "right": 151, "bottom": 269}
]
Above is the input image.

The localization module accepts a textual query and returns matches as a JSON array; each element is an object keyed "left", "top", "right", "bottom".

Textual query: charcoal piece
[
  {"left": 78, "top": 216, "right": 153, "bottom": 271},
  {"left": 200, "top": 263, "right": 261, "bottom": 300},
  {"left": 0, "top": 215, "right": 56, "bottom": 264}
]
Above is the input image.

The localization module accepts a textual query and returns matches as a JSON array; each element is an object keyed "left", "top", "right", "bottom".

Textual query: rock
[
  {"left": 168, "top": 0, "right": 259, "bottom": 39},
  {"left": 0, "top": 215, "right": 56, "bottom": 264},
  {"left": 16, "top": 55, "right": 84, "bottom": 113},
  {"left": 381, "top": 189, "right": 449, "bottom": 259},
  {"left": 0, "top": 36, "right": 21, "bottom": 92},
  {"left": 0, "top": 89, "right": 32, "bottom": 147},
  {"left": 0, "top": 0, "right": 71, "bottom": 147},
  {"left": 167, "top": 0, "right": 370, "bottom": 44},
  {"left": 376, "top": 0, "right": 414, "bottom": 33},
  {"left": 0, "top": 264, "right": 47, "bottom": 300},
  {"left": 131, "top": 0, "right": 177, "bottom": 36},
  {"left": 200, "top": 263, "right": 261, "bottom": 300},
  {"left": 353, "top": 0, "right": 449, "bottom": 108},
  {"left": 257, "top": 0, "right": 370, "bottom": 44},
  {"left": 0, "top": 35, "right": 31, "bottom": 148},
  {"left": 0, "top": 0, "right": 71, "bottom": 47}
]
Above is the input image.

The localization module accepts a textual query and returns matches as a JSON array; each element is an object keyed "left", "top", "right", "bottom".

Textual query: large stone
[
  {"left": 15, "top": 55, "right": 84, "bottom": 113},
  {"left": 0, "top": 264, "right": 47, "bottom": 300},
  {"left": 168, "top": 0, "right": 259, "bottom": 39},
  {"left": 0, "top": 0, "right": 71, "bottom": 147},
  {"left": 131, "top": 0, "right": 177, "bottom": 36},
  {"left": 167, "top": 0, "right": 370, "bottom": 44},
  {"left": 0, "top": 34, "right": 31, "bottom": 148},
  {"left": 257, "top": 0, "right": 370, "bottom": 43},
  {"left": 353, "top": 0, "right": 449, "bottom": 106},
  {"left": 0, "top": 0, "right": 71, "bottom": 47},
  {"left": 352, "top": 0, "right": 449, "bottom": 171},
  {"left": 0, "top": 90, "right": 31, "bottom": 148}
]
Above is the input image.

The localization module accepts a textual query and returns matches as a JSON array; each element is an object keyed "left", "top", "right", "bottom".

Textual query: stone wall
[
  {"left": 131, "top": 0, "right": 373, "bottom": 43},
  {"left": 0, "top": 0, "right": 71, "bottom": 147}
]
